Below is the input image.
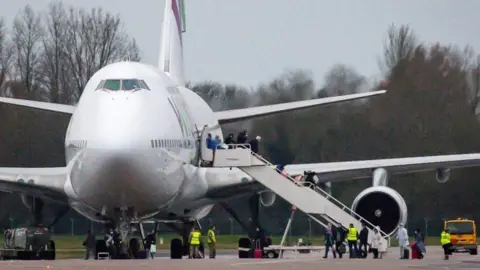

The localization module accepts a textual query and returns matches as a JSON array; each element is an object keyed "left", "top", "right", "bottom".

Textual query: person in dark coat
[
  {"left": 359, "top": 222, "right": 369, "bottom": 258},
  {"left": 224, "top": 133, "right": 235, "bottom": 148},
  {"left": 83, "top": 230, "right": 96, "bottom": 260},
  {"left": 323, "top": 223, "right": 337, "bottom": 258},
  {"left": 249, "top": 136, "right": 261, "bottom": 154},
  {"left": 335, "top": 227, "right": 347, "bottom": 258},
  {"left": 236, "top": 130, "right": 248, "bottom": 144}
]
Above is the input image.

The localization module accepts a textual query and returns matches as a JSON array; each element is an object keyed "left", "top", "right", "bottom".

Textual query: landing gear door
[{"left": 199, "top": 125, "right": 213, "bottom": 162}]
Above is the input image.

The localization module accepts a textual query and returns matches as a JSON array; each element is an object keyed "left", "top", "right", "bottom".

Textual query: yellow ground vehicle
[{"left": 444, "top": 218, "right": 477, "bottom": 255}]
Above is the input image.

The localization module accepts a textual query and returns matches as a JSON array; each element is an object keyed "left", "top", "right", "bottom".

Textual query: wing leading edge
[
  {"left": 284, "top": 153, "right": 480, "bottom": 182},
  {"left": 0, "top": 167, "right": 68, "bottom": 204},
  {"left": 0, "top": 97, "right": 75, "bottom": 114},
  {"left": 215, "top": 90, "right": 386, "bottom": 124}
]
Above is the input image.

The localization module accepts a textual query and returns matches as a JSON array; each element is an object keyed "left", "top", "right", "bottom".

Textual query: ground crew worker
[
  {"left": 207, "top": 225, "right": 216, "bottom": 259},
  {"left": 347, "top": 223, "right": 358, "bottom": 258},
  {"left": 441, "top": 229, "right": 452, "bottom": 260},
  {"left": 189, "top": 226, "right": 201, "bottom": 259}
]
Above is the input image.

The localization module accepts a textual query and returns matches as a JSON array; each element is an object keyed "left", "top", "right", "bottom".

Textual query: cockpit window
[
  {"left": 104, "top": 79, "right": 121, "bottom": 91},
  {"left": 97, "top": 79, "right": 150, "bottom": 91},
  {"left": 95, "top": 80, "right": 105, "bottom": 90},
  {"left": 122, "top": 79, "right": 140, "bottom": 90}
]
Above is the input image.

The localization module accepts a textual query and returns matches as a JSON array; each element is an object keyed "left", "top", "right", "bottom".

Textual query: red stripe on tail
[{"left": 171, "top": 0, "right": 182, "bottom": 42}]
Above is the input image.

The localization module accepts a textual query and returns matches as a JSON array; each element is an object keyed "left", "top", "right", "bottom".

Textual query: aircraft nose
[{"left": 69, "top": 149, "right": 175, "bottom": 213}]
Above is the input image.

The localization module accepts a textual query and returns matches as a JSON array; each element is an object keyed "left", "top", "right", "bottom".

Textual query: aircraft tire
[
  {"left": 238, "top": 238, "right": 251, "bottom": 259},
  {"left": 170, "top": 238, "right": 183, "bottom": 259}
]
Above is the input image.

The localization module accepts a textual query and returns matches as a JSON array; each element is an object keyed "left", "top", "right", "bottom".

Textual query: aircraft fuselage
[{"left": 63, "top": 61, "right": 225, "bottom": 222}]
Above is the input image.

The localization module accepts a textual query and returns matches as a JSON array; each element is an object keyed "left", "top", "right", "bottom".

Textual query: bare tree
[
  {"left": 39, "top": 1, "right": 70, "bottom": 103},
  {"left": 323, "top": 64, "right": 365, "bottom": 96},
  {"left": 62, "top": 6, "right": 141, "bottom": 99},
  {"left": 0, "top": 18, "right": 14, "bottom": 94},
  {"left": 11, "top": 5, "right": 44, "bottom": 96},
  {"left": 380, "top": 24, "right": 418, "bottom": 74}
]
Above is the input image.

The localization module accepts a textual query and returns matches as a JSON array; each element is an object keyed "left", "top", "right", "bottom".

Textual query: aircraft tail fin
[{"left": 158, "top": 0, "right": 186, "bottom": 86}]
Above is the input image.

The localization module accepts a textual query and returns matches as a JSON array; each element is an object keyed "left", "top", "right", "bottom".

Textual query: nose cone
[{"left": 70, "top": 148, "right": 185, "bottom": 215}]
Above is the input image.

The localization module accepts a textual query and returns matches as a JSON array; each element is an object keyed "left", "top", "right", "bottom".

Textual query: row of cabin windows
[
  {"left": 95, "top": 79, "right": 151, "bottom": 91},
  {"left": 151, "top": 139, "right": 195, "bottom": 149}
]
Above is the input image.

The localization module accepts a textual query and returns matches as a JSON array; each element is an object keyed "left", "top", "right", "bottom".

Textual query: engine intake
[
  {"left": 258, "top": 191, "right": 276, "bottom": 207},
  {"left": 436, "top": 168, "right": 450, "bottom": 183},
  {"left": 351, "top": 186, "right": 407, "bottom": 236}
]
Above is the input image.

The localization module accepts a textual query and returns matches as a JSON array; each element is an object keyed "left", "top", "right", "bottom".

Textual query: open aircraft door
[{"left": 195, "top": 125, "right": 213, "bottom": 164}]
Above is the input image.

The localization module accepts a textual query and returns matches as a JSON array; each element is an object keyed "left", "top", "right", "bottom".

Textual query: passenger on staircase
[
  {"left": 323, "top": 223, "right": 337, "bottom": 259},
  {"left": 359, "top": 222, "right": 369, "bottom": 258},
  {"left": 224, "top": 133, "right": 235, "bottom": 148},
  {"left": 249, "top": 136, "right": 261, "bottom": 154},
  {"left": 236, "top": 130, "right": 248, "bottom": 145},
  {"left": 303, "top": 171, "right": 319, "bottom": 189},
  {"left": 206, "top": 133, "right": 213, "bottom": 149}
]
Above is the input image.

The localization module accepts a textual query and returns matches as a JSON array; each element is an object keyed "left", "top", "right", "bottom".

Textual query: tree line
[{"left": 1, "top": 1, "right": 480, "bottom": 236}]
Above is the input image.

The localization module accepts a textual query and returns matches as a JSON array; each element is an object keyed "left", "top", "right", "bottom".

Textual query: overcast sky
[{"left": 1, "top": 0, "right": 480, "bottom": 87}]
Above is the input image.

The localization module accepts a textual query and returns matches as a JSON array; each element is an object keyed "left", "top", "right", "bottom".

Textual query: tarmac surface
[{"left": 1, "top": 246, "right": 480, "bottom": 269}]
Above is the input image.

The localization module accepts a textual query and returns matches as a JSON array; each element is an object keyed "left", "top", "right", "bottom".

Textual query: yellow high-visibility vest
[
  {"left": 440, "top": 231, "right": 451, "bottom": 245},
  {"left": 347, "top": 228, "right": 358, "bottom": 241},
  {"left": 190, "top": 231, "right": 201, "bottom": 245},
  {"left": 207, "top": 229, "right": 216, "bottom": 243}
]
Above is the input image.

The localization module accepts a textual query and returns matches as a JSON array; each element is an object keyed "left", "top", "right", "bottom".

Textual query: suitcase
[
  {"left": 253, "top": 240, "right": 263, "bottom": 259},
  {"left": 411, "top": 243, "right": 419, "bottom": 259},
  {"left": 403, "top": 248, "right": 410, "bottom": 259}
]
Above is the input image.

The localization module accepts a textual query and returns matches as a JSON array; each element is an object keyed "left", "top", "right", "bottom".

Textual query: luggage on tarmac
[{"left": 253, "top": 240, "right": 263, "bottom": 259}]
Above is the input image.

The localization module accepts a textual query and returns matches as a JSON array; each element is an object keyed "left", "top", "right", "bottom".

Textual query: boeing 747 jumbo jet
[{"left": 2, "top": 0, "right": 480, "bottom": 259}]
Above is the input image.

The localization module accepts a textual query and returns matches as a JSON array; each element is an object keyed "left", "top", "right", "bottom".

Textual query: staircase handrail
[{"left": 248, "top": 150, "right": 391, "bottom": 246}]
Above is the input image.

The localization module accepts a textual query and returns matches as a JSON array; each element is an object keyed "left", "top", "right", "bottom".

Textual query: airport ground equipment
[
  {"left": 0, "top": 227, "right": 55, "bottom": 260},
  {"left": 444, "top": 217, "right": 478, "bottom": 255},
  {"left": 237, "top": 205, "right": 325, "bottom": 259},
  {"left": 211, "top": 144, "right": 390, "bottom": 253}
]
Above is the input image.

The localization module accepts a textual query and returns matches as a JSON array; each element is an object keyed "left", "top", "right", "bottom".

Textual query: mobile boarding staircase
[{"left": 203, "top": 142, "right": 390, "bottom": 250}]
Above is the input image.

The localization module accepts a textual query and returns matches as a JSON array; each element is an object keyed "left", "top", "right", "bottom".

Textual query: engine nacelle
[
  {"left": 436, "top": 168, "right": 450, "bottom": 183},
  {"left": 259, "top": 191, "right": 276, "bottom": 207},
  {"left": 21, "top": 195, "right": 33, "bottom": 209},
  {"left": 351, "top": 186, "right": 407, "bottom": 236}
]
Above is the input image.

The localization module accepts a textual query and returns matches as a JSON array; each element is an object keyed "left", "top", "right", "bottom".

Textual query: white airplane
[{"left": 1, "top": 0, "right": 480, "bottom": 258}]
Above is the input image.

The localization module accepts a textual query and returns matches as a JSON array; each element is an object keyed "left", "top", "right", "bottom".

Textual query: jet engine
[
  {"left": 436, "top": 168, "right": 450, "bottom": 183},
  {"left": 351, "top": 186, "right": 407, "bottom": 236},
  {"left": 259, "top": 191, "right": 276, "bottom": 207},
  {"left": 21, "top": 194, "right": 34, "bottom": 209}
]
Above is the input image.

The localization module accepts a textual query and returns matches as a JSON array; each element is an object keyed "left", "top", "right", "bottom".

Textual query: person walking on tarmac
[
  {"left": 396, "top": 223, "right": 409, "bottom": 259},
  {"left": 441, "top": 229, "right": 452, "bottom": 260},
  {"left": 347, "top": 223, "right": 358, "bottom": 258},
  {"left": 334, "top": 226, "right": 347, "bottom": 258},
  {"left": 207, "top": 225, "right": 217, "bottom": 259},
  {"left": 189, "top": 226, "right": 202, "bottom": 259},
  {"left": 82, "top": 230, "right": 96, "bottom": 260},
  {"left": 323, "top": 223, "right": 337, "bottom": 258},
  {"left": 359, "top": 222, "right": 369, "bottom": 258}
]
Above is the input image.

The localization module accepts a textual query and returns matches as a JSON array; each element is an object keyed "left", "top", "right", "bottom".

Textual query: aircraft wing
[
  {"left": 214, "top": 90, "right": 386, "bottom": 124},
  {"left": 0, "top": 167, "right": 69, "bottom": 204},
  {"left": 283, "top": 153, "right": 480, "bottom": 182},
  {"left": 0, "top": 97, "right": 75, "bottom": 114}
]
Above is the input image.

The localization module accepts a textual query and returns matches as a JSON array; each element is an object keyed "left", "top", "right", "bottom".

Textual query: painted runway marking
[{"left": 230, "top": 258, "right": 320, "bottom": 266}]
